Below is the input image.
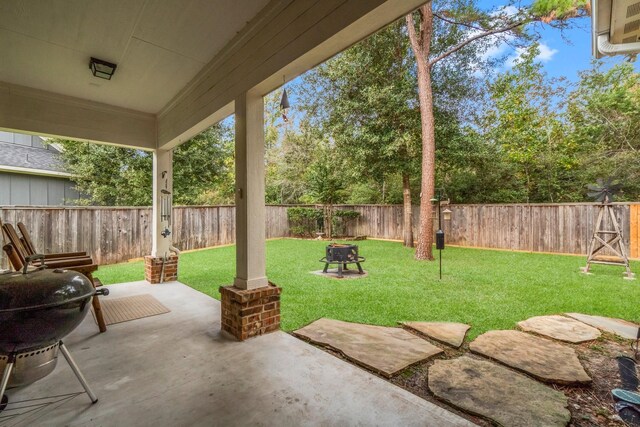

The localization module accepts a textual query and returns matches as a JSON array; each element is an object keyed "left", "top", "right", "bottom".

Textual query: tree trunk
[
  {"left": 402, "top": 173, "right": 414, "bottom": 247},
  {"left": 407, "top": 4, "right": 436, "bottom": 260},
  {"left": 415, "top": 62, "right": 436, "bottom": 260}
]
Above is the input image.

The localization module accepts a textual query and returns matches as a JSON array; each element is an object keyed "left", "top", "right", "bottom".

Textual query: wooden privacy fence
[
  {"left": 337, "top": 203, "right": 640, "bottom": 258},
  {"left": 0, "top": 205, "right": 290, "bottom": 266},
  {"left": 1, "top": 203, "right": 638, "bottom": 266}
]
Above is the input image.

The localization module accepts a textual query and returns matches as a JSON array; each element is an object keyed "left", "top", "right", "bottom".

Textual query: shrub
[
  {"left": 332, "top": 210, "right": 361, "bottom": 237},
  {"left": 287, "top": 207, "right": 323, "bottom": 237}
]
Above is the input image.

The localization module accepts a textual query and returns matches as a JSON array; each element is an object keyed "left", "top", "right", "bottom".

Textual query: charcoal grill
[
  {"left": 0, "top": 261, "right": 105, "bottom": 410},
  {"left": 320, "top": 244, "right": 365, "bottom": 278}
]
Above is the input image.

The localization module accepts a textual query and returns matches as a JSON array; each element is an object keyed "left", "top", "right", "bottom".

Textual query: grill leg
[
  {"left": 343, "top": 263, "right": 348, "bottom": 270},
  {"left": 356, "top": 263, "right": 364, "bottom": 274},
  {"left": 338, "top": 264, "right": 343, "bottom": 278},
  {"left": 0, "top": 357, "right": 14, "bottom": 405},
  {"left": 323, "top": 263, "right": 329, "bottom": 273},
  {"left": 59, "top": 342, "right": 98, "bottom": 404}
]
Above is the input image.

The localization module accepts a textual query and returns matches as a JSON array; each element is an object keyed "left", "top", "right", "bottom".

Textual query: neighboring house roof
[{"left": 0, "top": 141, "right": 72, "bottom": 178}]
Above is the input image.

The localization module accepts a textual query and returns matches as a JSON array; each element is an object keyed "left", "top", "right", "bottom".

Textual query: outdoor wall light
[{"left": 89, "top": 57, "right": 117, "bottom": 80}]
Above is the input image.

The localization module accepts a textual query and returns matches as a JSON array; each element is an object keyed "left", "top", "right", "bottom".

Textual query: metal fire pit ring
[{"left": 320, "top": 243, "right": 365, "bottom": 278}]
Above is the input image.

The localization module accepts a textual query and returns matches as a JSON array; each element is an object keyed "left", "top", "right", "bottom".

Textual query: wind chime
[
  {"left": 160, "top": 171, "right": 172, "bottom": 239},
  {"left": 280, "top": 77, "right": 290, "bottom": 123},
  {"left": 581, "top": 178, "right": 635, "bottom": 280}
]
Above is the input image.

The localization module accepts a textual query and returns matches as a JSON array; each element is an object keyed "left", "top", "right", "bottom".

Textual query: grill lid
[{"left": 0, "top": 269, "right": 94, "bottom": 313}]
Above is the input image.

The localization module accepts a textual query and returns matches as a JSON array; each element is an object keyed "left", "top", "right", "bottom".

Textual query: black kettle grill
[{"left": 0, "top": 262, "right": 104, "bottom": 410}]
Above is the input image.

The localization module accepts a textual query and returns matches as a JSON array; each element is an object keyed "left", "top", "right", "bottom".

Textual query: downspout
[
  {"left": 159, "top": 246, "right": 181, "bottom": 284},
  {"left": 597, "top": 34, "right": 640, "bottom": 57}
]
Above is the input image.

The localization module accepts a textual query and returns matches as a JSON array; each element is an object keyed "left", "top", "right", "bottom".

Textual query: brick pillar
[
  {"left": 219, "top": 283, "right": 281, "bottom": 341},
  {"left": 144, "top": 255, "right": 179, "bottom": 284}
]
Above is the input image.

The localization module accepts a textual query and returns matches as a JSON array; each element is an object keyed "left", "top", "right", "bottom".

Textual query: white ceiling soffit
[
  {"left": 593, "top": 0, "right": 640, "bottom": 57},
  {"left": 0, "top": 0, "right": 271, "bottom": 113}
]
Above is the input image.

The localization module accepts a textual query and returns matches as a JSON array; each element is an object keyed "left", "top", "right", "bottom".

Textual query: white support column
[
  {"left": 152, "top": 148, "right": 173, "bottom": 258},
  {"left": 234, "top": 91, "right": 268, "bottom": 290}
]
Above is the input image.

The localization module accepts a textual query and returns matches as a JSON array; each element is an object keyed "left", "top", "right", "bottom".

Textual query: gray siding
[
  {"left": 0, "top": 131, "right": 51, "bottom": 150},
  {"left": 0, "top": 172, "right": 81, "bottom": 206}
]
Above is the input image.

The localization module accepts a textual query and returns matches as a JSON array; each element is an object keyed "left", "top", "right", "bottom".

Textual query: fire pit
[
  {"left": 0, "top": 261, "right": 105, "bottom": 410},
  {"left": 320, "top": 244, "right": 365, "bottom": 278}
]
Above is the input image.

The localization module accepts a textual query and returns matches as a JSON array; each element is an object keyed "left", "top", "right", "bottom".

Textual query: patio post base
[
  {"left": 144, "top": 255, "right": 179, "bottom": 284},
  {"left": 219, "top": 283, "right": 281, "bottom": 341}
]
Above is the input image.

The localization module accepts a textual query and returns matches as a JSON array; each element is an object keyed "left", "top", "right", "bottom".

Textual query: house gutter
[
  {"left": 0, "top": 165, "right": 73, "bottom": 178},
  {"left": 597, "top": 33, "right": 640, "bottom": 57}
]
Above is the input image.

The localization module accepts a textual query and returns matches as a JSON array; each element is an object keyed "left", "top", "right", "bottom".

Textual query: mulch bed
[{"left": 561, "top": 334, "right": 634, "bottom": 427}]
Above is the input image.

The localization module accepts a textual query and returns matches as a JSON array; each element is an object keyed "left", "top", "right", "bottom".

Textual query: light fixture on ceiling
[{"left": 89, "top": 57, "right": 117, "bottom": 80}]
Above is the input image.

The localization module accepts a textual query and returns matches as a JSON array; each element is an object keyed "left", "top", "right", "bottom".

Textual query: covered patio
[
  {"left": 0, "top": 0, "right": 424, "bottom": 340},
  {"left": 4, "top": 281, "right": 469, "bottom": 426}
]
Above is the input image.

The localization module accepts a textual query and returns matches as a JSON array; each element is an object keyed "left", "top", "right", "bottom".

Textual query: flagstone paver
[
  {"left": 566, "top": 313, "right": 639, "bottom": 340},
  {"left": 517, "top": 315, "right": 601, "bottom": 343},
  {"left": 401, "top": 322, "right": 470, "bottom": 348},
  {"left": 429, "top": 356, "right": 570, "bottom": 427},
  {"left": 294, "top": 318, "right": 443, "bottom": 377},
  {"left": 469, "top": 330, "right": 591, "bottom": 385}
]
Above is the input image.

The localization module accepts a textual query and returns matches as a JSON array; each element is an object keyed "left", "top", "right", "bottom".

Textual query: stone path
[
  {"left": 469, "top": 330, "right": 591, "bottom": 385},
  {"left": 294, "top": 312, "right": 640, "bottom": 425},
  {"left": 429, "top": 357, "right": 571, "bottom": 427},
  {"left": 293, "top": 318, "right": 443, "bottom": 377},
  {"left": 401, "top": 321, "right": 470, "bottom": 348},
  {"left": 566, "top": 313, "right": 640, "bottom": 340},
  {"left": 517, "top": 315, "right": 601, "bottom": 343}
]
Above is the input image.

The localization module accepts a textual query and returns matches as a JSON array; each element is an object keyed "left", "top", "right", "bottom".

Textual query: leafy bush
[
  {"left": 332, "top": 210, "right": 361, "bottom": 237},
  {"left": 287, "top": 207, "right": 323, "bottom": 237}
]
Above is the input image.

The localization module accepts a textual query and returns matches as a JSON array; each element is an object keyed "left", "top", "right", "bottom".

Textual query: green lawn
[{"left": 99, "top": 238, "right": 640, "bottom": 339}]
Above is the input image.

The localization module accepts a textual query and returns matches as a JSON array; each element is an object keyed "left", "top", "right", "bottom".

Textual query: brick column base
[
  {"left": 144, "top": 255, "right": 179, "bottom": 284},
  {"left": 219, "top": 283, "right": 281, "bottom": 341}
]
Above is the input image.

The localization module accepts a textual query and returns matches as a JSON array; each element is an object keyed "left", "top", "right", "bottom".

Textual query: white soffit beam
[
  {"left": 593, "top": 0, "right": 640, "bottom": 57},
  {"left": 0, "top": 82, "right": 156, "bottom": 150},
  {"left": 157, "top": 0, "right": 427, "bottom": 150},
  {"left": 610, "top": 0, "right": 640, "bottom": 43}
]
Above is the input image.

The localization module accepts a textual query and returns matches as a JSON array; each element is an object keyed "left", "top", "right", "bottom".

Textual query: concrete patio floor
[{"left": 5, "top": 281, "right": 473, "bottom": 427}]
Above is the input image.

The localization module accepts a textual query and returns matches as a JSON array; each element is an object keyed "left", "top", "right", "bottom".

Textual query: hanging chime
[{"left": 280, "top": 86, "right": 290, "bottom": 123}]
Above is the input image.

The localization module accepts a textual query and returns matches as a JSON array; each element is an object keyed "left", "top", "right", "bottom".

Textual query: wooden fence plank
[{"left": 631, "top": 205, "right": 639, "bottom": 259}]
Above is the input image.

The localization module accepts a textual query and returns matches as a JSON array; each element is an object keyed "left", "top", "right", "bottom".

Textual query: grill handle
[{"left": 95, "top": 288, "right": 110, "bottom": 297}]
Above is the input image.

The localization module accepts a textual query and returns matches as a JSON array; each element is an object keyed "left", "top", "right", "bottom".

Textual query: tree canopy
[{"left": 53, "top": 123, "right": 234, "bottom": 206}]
